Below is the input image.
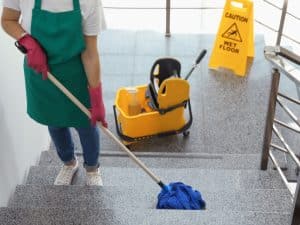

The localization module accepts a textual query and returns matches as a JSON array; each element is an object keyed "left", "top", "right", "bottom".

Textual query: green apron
[{"left": 24, "top": 0, "right": 91, "bottom": 127}]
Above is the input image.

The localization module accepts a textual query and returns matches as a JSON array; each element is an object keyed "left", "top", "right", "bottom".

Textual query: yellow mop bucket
[{"left": 113, "top": 50, "right": 206, "bottom": 145}]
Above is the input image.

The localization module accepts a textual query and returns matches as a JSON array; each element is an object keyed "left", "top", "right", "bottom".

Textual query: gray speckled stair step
[
  {"left": 0, "top": 207, "right": 116, "bottom": 225},
  {"left": 115, "top": 210, "right": 291, "bottom": 225},
  {"left": 39, "top": 150, "right": 262, "bottom": 169},
  {"left": 0, "top": 207, "right": 291, "bottom": 225},
  {"left": 9, "top": 185, "right": 292, "bottom": 213},
  {"left": 26, "top": 165, "right": 286, "bottom": 190}
]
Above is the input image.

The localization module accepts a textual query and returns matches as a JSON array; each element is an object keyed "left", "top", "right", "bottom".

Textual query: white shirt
[{"left": 3, "top": 0, "right": 106, "bottom": 36}]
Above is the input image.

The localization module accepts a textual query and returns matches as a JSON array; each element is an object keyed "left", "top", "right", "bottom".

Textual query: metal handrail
[
  {"left": 272, "top": 125, "right": 300, "bottom": 168},
  {"left": 165, "top": 0, "right": 170, "bottom": 37},
  {"left": 263, "top": 0, "right": 300, "bottom": 21},
  {"left": 264, "top": 46, "right": 300, "bottom": 85},
  {"left": 103, "top": 6, "right": 223, "bottom": 10},
  {"left": 270, "top": 143, "right": 288, "bottom": 153},
  {"left": 274, "top": 119, "right": 300, "bottom": 134},
  {"left": 262, "top": 47, "right": 300, "bottom": 225},
  {"left": 270, "top": 150, "right": 294, "bottom": 196},
  {"left": 102, "top": 0, "right": 300, "bottom": 44},
  {"left": 261, "top": 0, "right": 300, "bottom": 219},
  {"left": 277, "top": 98, "right": 300, "bottom": 129},
  {"left": 276, "top": 0, "right": 288, "bottom": 45},
  {"left": 279, "top": 93, "right": 300, "bottom": 105}
]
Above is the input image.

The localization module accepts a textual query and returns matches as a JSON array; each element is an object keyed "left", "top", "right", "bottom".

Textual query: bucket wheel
[{"left": 183, "top": 130, "right": 190, "bottom": 137}]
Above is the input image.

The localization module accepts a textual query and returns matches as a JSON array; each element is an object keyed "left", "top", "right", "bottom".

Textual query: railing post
[
  {"left": 276, "top": 0, "right": 288, "bottom": 45},
  {"left": 165, "top": 0, "right": 171, "bottom": 37},
  {"left": 290, "top": 176, "right": 300, "bottom": 225},
  {"left": 260, "top": 68, "right": 281, "bottom": 170},
  {"left": 296, "top": 84, "right": 300, "bottom": 99}
]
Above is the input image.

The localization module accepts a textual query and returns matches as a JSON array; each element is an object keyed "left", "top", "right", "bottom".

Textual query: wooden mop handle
[{"left": 47, "top": 72, "right": 162, "bottom": 185}]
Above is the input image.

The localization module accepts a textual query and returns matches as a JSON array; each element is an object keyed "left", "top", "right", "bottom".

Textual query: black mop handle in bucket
[
  {"left": 184, "top": 49, "right": 207, "bottom": 80},
  {"left": 47, "top": 72, "right": 167, "bottom": 189}
]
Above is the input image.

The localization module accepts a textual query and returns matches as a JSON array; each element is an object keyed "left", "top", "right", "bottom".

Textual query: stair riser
[{"left": 39, "top": 151, "right": 262, "bottom": 169}]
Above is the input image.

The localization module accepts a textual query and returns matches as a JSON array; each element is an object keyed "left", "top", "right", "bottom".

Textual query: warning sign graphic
[
  {"left": 209, "top": 0, "right": 254, "bottom": 76},
  {"left": 222, "top": 23, "right": 242, "bottom": 42}
]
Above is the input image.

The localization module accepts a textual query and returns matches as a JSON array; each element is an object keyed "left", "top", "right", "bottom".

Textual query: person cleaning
[{"left": 1, "top": 0, "right": 107, "bottom": 186}]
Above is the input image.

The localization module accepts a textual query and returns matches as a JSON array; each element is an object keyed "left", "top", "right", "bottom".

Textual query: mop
[{"left": 47, "top": 71, "right": 206, "bottom": 210}]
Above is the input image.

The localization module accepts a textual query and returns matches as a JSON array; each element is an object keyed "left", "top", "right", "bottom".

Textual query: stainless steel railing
[
  {"left": 262, "top": 45, "right": 300, "bottom": 225},
  {"left": 255, "top": 0, "right": 300, "bottom": 45},
  {"left": 102, "top": 1, "right": 223, "bottom": 36},
  {"left": 102, "top": 0, "right": 300, "bottom": 47},
  {"left": 260, "top": 0, "right": 300, "bottom": 223}
]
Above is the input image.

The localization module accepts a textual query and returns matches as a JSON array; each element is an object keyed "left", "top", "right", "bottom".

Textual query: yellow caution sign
[{"left": 209, "top": 0, "right": 254, "bottom": 76}]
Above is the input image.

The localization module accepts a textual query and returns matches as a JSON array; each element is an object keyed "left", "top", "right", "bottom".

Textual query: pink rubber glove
[
  {"left": 18, "top": 34, "right": 49, "bottom": 79},
  {"left": 89, "top": 83, "right": 108, "bottom": 127}
]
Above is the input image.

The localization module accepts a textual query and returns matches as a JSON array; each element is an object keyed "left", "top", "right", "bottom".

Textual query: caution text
[
  {"left": 225, "top": 13, "right": 248, "bottom": 23},
  {"left": 219, "top": 41, "right": 239, "bottom": 54}
]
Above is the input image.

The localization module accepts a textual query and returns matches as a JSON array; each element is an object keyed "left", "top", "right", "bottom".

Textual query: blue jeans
[{"left": 48, "top": 126, "right": 100, "bottom": 170}]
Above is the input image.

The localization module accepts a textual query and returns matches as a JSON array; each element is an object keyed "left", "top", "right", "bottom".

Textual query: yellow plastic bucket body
[
  {"left": 114, "top": 79, "right": 190, "bottom": 139},
  {"left": 157, "top": 78, "right": 190, "bottom": 109}
]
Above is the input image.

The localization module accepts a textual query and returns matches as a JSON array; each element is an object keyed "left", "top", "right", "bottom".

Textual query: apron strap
[
  {"left": 73, "top": 0, "right": 80, "bottom": 10},
  {"left": 34, "top": 0, "right": 80, "bottom": 11},
  {"left": 34, "top": 0, "right": 42, "bottom": 10}
]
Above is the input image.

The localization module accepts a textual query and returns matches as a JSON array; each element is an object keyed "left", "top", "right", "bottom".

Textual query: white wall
[{"left": 0, "top": 9, "right": 49, "bottom": 207}]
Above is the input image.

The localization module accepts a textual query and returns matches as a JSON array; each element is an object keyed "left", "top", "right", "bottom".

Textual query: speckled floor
[{"left": 4, "top": 29, "right": 297, "bottom": 225}]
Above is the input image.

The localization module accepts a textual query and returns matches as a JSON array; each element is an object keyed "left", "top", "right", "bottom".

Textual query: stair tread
[
  {"left": 26, "top": 165, "right": 286, "bottom": 190},
  {"left": 0, "top": 206, "right": 291, "bottom": 225},
  {"left": 9, "top": 185, "right": 292, "bottom": 213},
  {"left": 0, "top": 207, "right": 116, "bottom": 225}
]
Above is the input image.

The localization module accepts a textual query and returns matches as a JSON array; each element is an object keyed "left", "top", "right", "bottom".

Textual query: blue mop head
[{"left": 156, "top": 182, "right": 206, "bottom": 210}]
